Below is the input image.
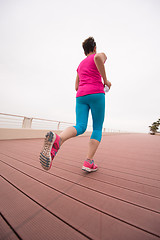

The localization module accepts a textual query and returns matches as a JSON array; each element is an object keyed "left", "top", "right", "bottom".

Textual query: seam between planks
[{"left": 0, "top": 212, "right": 22, "bottom": 240}]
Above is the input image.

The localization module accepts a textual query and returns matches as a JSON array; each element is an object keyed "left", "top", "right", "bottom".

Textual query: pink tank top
[{"left": 76, "top": 54, "right": 105, "bottom": 97}]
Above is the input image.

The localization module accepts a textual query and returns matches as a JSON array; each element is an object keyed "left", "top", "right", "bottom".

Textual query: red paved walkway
[{"left": 0, "top": 133, "right": 160, "bottom": 240}]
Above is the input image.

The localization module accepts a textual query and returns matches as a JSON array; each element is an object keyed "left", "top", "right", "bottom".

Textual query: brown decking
[{"left": 0, "top": 133, "right": 160, "bottom": 240}]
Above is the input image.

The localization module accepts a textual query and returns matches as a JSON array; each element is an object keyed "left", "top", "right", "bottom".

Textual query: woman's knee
[{"left": 74, "top": 124, "right": 87, "bottom": 136}]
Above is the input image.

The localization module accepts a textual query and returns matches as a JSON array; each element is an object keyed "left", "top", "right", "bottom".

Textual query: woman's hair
[{"left": 82, "top": 37, "right": 96, "bottom": 55}]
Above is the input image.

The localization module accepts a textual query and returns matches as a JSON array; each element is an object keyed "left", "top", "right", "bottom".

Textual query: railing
[
  {"left": 0, "top": 113, "right": 121, "bottom": 133},
  {"left": 0, "top": 113, "right": 75, "bottom": 131}
]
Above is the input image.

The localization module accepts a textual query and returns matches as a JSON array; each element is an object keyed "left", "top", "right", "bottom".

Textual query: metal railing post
[
  {"left": 22, "top": 117, "right": 33, "bottom": 128},
  {"left": 57, "top": 121, "right": 60, "bottom": 130}
]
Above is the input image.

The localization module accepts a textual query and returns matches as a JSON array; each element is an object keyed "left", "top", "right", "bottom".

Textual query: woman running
[{"left": 40, "top": 37, "right": 111, "bottom": 172}]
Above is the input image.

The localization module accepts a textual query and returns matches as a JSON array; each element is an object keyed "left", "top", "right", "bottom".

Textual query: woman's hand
[{"left": 104, "top": 80, "right": 112, "bottom": 89}]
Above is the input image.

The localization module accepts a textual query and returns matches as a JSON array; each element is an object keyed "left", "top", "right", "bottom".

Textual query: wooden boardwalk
[{"left": 0, "top": 133, "right": 160, "bottom": 240}]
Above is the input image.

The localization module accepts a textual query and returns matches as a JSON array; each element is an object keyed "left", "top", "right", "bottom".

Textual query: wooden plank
[
  {"left": 54, "top": 159, "right": 160, "bottom": 187},
  {"left": 0, "top": 171, "right": 158, "bottom": 240},
  {"left": 0, "top": 134, "right": 160, "bottom": 240},
  {"left": 1, "top": 151, "right": 160, "bottom": 199},
  {"left": 0, "top": 178, "right": 88, "bottom": 240},
  {"left": 0, "top": 160, "right": 160, "bottom": 239},
  {"left": 1, "top": 154, "right": 160, "bottom": 214},
  {"left": 1, "top": 140, "right": 160, "bottom": 187}
]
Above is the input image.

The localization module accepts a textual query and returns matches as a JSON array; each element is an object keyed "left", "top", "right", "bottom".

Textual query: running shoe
[
  {"left": 82, "top": 159, "right": 98, "bottom": 172},
  {"left": 40, "top": 131, "right": 61, "bottom": 170}
]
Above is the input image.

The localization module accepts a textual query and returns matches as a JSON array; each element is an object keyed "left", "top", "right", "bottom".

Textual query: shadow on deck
[{"left": 0, "top": 133, "right": 160, "bottom": 240}]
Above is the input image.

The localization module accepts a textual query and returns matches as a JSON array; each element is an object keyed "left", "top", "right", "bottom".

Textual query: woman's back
[{"left": 76, "top": 54, "right": 104, "bottom": 97}]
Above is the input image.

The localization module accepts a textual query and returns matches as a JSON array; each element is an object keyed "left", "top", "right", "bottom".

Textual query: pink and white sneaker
[
  {"left": 40, "top": 131, "right": 61, "bottom": 170},
  {"left": 82, "top": 159, "right": 98, "bottom": 172}
]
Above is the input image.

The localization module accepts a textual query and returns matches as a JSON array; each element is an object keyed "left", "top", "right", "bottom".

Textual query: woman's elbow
[{"left": 103, "top": 53, "right": 107, "bottom": 62}]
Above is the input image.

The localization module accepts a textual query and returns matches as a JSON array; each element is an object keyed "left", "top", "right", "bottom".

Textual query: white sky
[{"left": 0, "top": 0, "right": 160, "bottom": 133}]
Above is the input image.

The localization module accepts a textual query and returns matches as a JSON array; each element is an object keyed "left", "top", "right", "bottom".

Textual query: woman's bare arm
[
  {"left": 94, "top": 53, "right": 111, "bottom": 89},
  {"left": 75, "top": 73, "right": 79, "bottom": 91}
]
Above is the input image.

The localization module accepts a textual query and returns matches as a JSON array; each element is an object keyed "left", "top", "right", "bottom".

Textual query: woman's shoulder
[{"left": 94, "top": 52, "right": 107, "bottom": 63}]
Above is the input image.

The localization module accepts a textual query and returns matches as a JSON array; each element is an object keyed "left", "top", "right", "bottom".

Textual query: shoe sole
[
  {"left": 82, "top": 166, "right": 98, "bottom": 172},
  {"left": 39, "top": 131, "right": 56, "bottom": 170}
]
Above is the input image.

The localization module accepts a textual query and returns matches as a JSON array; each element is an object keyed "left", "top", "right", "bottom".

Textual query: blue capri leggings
[{"left": 73, "top": 93, "right": 105, "bottom": 142}]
